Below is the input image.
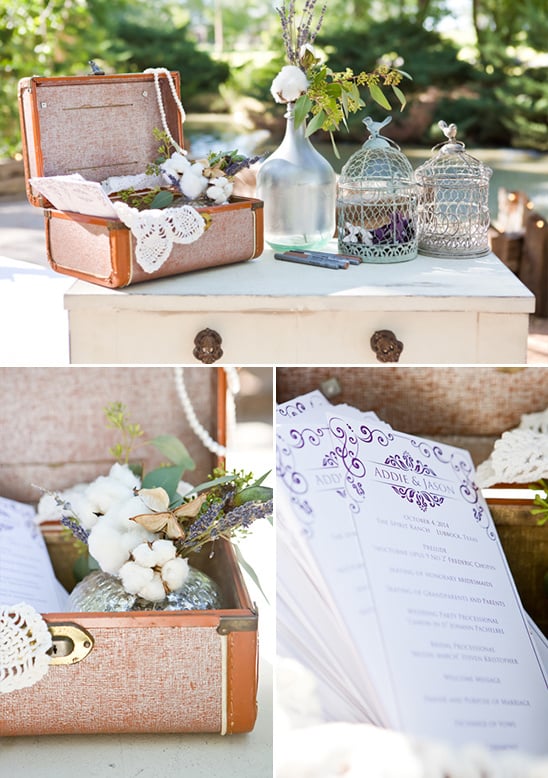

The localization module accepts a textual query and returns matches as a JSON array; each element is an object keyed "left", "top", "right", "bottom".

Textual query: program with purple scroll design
[{"left": 276, "top": 392, "right": 548, "bottom": 756}]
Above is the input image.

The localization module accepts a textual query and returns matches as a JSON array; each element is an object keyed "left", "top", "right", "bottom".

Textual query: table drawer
[{"left": 67, "top": 308, "right": 529, "bottom": 365}]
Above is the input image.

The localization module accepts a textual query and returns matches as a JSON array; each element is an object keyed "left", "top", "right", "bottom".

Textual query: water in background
[{"left": 185, "top": 119, "right": 548, "bottom": 220}]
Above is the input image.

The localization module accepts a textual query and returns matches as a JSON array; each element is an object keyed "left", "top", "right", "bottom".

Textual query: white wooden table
[{"left": 64, "top": 243, "right": 534, "bottom": 365}]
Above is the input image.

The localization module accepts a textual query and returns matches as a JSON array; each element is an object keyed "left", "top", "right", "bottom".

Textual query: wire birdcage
[
  {"left": 415, "top": 121, "right": 493, "bottom": 258},
  {"left": 337, "top": 116, "right": 418, "bottom": 263}
]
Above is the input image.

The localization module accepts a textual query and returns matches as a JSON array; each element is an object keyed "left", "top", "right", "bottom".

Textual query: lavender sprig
[
  {"left": 223, "top": 154, "right": 263, "bottom": 177},
  {"left": 60, "top": 514, "right": 90, "bottom": 544},
  {"left": 180, "top": 497, "right": 273, "bottom": 554},
  {"left": 276, "top": 0, "right": 327, "bottom": 67}
]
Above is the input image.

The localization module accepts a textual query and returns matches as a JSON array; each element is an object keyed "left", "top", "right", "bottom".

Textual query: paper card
[
  {"left": 0, "top": 497, "right": 68, "bottom": 613},
  {"left": 29, "top": 174, "right": 119, "bottom": 219},
  {"left": 277, "top": 490, "right": 377, "bottom": 723},
  {"left": 276, "top": 390, "right": 331, "bottom": 423},
  {"left": 276, "top": 403, "right": 398, "bottom": 726},
  {"left": 328, "top": 410, "right": 548, "bottom": 753},
  {"left": 526, "top": 614, "right": 548, "bottom": 679}
]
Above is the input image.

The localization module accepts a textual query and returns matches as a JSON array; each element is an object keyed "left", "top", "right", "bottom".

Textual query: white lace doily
[
  {"left": 519, "top": 407, "right": 548, "bottom": 435},
  {"left": 0, "top": 603, "right": 52, "bottom": 693},
  {"left": 476, "top": 408, "right": 548, "bottom": 487},
  {"left": 112, "top": 200, "right": 206, "bottom": 273}
]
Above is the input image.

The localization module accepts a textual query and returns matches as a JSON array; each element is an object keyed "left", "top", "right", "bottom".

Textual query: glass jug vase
[{"left": 256, "top": 103, "right": 336, "bottom": 252}]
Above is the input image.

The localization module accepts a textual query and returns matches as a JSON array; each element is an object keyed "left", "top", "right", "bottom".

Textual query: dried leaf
[
  {"left": 172, "top": 493, "right": 207, "bottom": 519},
  {"left": 138, "top": 486, "right": 170, "bottom": 513},
  {"left": 131, "top": 511, "right": 185, "bottom": 539}
]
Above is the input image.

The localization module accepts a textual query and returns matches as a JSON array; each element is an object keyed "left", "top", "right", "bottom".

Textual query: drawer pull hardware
[
  {"left": 370, "top": 330, "right": 403, "bottom": 362},
  {"left": 193, "top": 328, "right": 223, "bottom": 364},
  {"left": 47, "top": 623, "right": 94, "bottom": 665}
]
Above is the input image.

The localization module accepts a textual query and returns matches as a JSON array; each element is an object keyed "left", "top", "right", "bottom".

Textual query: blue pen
[
  {"left": 289, "top": 249, "right": 362, "bottom": 266},
  {"left": 274, "top": 252, "right": 348, "bottom": 269}
]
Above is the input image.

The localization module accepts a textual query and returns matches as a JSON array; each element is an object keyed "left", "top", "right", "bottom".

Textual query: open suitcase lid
[{"left": 18, "top": 71, "right": 184, "bottom": 208}]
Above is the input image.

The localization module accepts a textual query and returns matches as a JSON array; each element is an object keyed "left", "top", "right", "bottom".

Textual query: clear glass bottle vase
[{"left": 257, "top": 103, "right": 336, "bottom": 252}]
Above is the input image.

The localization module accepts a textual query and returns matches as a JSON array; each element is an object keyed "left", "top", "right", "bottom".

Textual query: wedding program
[
  {"left": 276, "top": 391, "right": 548, "bottom": 755},
  {"left": 0, "top": 497, "right": 67, "bottom": 613}
]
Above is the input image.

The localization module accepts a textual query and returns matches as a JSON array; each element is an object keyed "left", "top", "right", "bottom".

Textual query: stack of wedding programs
[
  {"left": 276, "top": 390, "right": 548, "bottom": 755},
  {"left": 0, "top": 496, "right": 68, "bottom": 613}
]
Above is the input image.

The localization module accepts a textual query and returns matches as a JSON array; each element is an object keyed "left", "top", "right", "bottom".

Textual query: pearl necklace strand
[
  {"left": 173, "top": 367, "right": 239, "bottom": 457},
  {"left": 144, "top": 67, "right": 186, "bottom": 156}
]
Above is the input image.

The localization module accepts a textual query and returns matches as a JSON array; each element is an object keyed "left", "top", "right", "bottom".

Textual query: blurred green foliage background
[{"left": 1, "top": 0, "right": 547, "bottom": 159}]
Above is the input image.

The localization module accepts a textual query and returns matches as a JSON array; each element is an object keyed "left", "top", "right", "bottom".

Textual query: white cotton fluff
[
  {"left": 119, "top": 560, "right": 154, "bottom": 594},
  {"left": 84, "top": 464, "right": 140, "bottom": 516},
  {"left": 131, "top": 538, "right": 176, "bottom": 568},
  {"left": 88, "top": 522, "right": 133, "bottom": 574},
  {"left": 100, "top": 494, "right": 149, "bottom": 530},
  {"left": 161, "top": 557, "right": 189, "bottom": 591},
  {"left": 130, "top": 541, "right": 157, "bottom": 567},
  {"left": 109, "top": 462, "right": 141, "bottom": 490},
  {"left": 270, "top": 65, "right": 309, "bottom": 103},
  {"left": 150, "top": 539, "right": 177, "bottom": 565},
  {"left": 36, "top": 492, "right": 60, "bottom": 523},
  {"left": 138, "top": 572, "right": 166, "bottom": 602},
  {"left": 168, "top": 152, "right": 190, "bottom": 175},
  {"left": 87, "top": 495, "right": 154, "bottom": 573},
  {"left": 179, "top": 166, "right": 208, "bottom": 200},
  {"left": 119, "top": 522, "right": 155, "bottom": 556},
  {"left": 206, "top": 177, "right": 233, "bottom": 205},
  {"left": 66, "top": 491, "right": 103, "bottom": 530},
  {"left": 36, "top": 483, "right": 88, "bottom": 523},
  {"left": 161, "top": 153, "right": 190, "bottom": 182}
]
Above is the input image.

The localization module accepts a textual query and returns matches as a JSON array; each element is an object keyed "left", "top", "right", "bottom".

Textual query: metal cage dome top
[
  {"left": 414, "top": 120, "right": 493, "bottom": 258},
  {"left": 415, "top": 120, "right": 492, "bottom": 186},
  {"left": 339, "top": 116, "right": 415, "bottom": 188}
]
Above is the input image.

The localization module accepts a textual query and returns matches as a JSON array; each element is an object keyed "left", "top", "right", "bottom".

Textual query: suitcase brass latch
[
  {"left": 217, "top": 614, "right": 258, "bottom": 635},
  {"left": 47, "top": 623, "right": 94, "bottom": 665}
]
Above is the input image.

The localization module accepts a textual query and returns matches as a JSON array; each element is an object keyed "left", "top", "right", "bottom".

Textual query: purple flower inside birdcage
[{"left": 371, "top": 212, "right": 414, "bottom": 245}]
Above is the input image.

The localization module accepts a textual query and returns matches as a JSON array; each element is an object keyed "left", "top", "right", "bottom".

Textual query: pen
[
  {"left": 288, "top": 249, "right": 362, "bottom": 266},
  {"left": 274, "top": 252, "right": 348, "bottom": 269},
  {"left": 283, "top": 251, "right": 349, "bottom": 268}
]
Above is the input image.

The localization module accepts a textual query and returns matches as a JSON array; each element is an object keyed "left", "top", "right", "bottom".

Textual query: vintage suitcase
[
  {"left": 277, "top": 366, "right": 548, "bottom": 636},
  {"left": 0, "top": 367, "right": 260, "bottom": 735},
  {"left": 18, "top": 71, "right": 263, "bottom": 288}
]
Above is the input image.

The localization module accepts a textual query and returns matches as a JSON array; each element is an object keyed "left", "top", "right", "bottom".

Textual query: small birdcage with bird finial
[
  {"left": 415, "top": 120, "right": 493, "bottom": 258},
  {"left": 336, "top": 116, "right": 418, "bottom": 263}
]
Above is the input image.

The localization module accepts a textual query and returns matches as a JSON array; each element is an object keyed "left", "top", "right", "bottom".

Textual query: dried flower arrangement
[
  {"left": 112, "top": 129, "right": 262, "bottom": 212},
  {"left": 270, "top": 0, "right": 410, "bottom": 154},
  {"left": 37, "top": 402, "right": 272, "bottom": 607}
]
